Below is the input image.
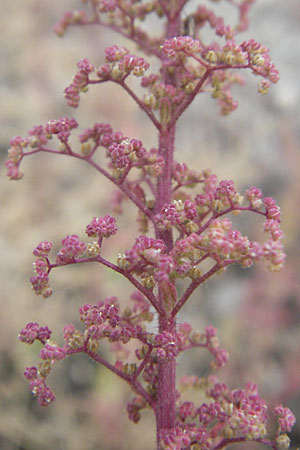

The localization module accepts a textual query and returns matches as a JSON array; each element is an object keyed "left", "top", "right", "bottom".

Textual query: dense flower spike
[{"left": 9, "top": 1, "right": 295, "bottom": 449}]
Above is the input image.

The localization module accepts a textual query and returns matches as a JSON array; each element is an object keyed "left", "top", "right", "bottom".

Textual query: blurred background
[{"left": 0, "top": 0, "right": 300, "bottom": 449}]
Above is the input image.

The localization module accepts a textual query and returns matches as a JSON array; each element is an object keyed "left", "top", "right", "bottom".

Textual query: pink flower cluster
[
  {"left": 241, "top": 39, "right": 279, "bottom": 83},
  {"left": 155, "top": 200, "right": 198, "bottom": 231},
  {"left": 171, "top": 216, "right": 284, "bottom": 272},
  {"left": 79, "top": 301, "right": 120, "bottom": 328},
  {"left": 64, "top": 58, "right": 95, "bottom": 107},
  {"left": 118, "top": 188, "right": 285, "bottom": 285},
  {"left": 44, "top": 117, "right": 78, "bottom": 143},
  {"left": 62, "top": 324, "right": 84, "bottom": 350},
  {"left": 30, "top": 241, "right": 52, "bottom": 297},
  {"left": 274, "top": 405, "right": 296, "bottom": 433},
  {"left": 158, "top": 23, "right": 278, "bottom": 117},
  {"left": 28, "top": 216, "right": 119, "bottom": 298},
  {"left": 155, "top": 332, "right": 179, "bottom": 361},
  {"left": 142, "top": 80, "right": 185, "bottom": 122},
  {"left": 5, "top": 134, "right": 36, "bottom": 179},
  {"left": 176, "top": 323, "right": 229, "bottom": 370},
  {"left": 18, "top": 322, "right": 52, "bottom": 344},
  {"left": 161, "top": 36, "right": 202, "bottom": 59},
  {"left": 98, "top": 0, "right": 117, "bottom": 13},
  {"left": 98, "top": 0, "right": 156, "bottom": 19},
  {"left": 159, "top": 426, "right": 201, "bottom": 450},
  {"left": 78, "top": 298, "right": 148, "bottom": 349},
  {"left": 5, "top": 159, "right": 23, "bottom": 180},
  {"left": 30, "top": 273, "right": 52, "bottom": 298},
  {"left": 161, "top": 32, "right": 279, "bottom": 94},
  {"left": 171, "top": 380, "right": 270, "bottom": 446},
  {"left": 53, "top": 10, "right": 88, "bottom": 37},
  {"left": 172, "top": 162, "right": 202, "bottom": 188},
  {"left": 107, "top": 139, "right": 145, "bottom": 169},
  {"left": 79, "top": 122, "right": 113, "bottom": 144},
  {"left": 118, "top": 235, "right": 172, "bottom": 286},
  {"left": 193, "top": 4, "right": 231, "bottom": 34},
  {"left": 172, "top": 373, "right": 295, "bottom": 448},
  {"left": 64, "top": 46, "right": 149, "bottom": 108},
  {"left": 24, "top": 118, "right": 78, "bottom": 147},
  {"left": 5, "top": 118, "right": 78, "bottom": 179},
  {"left": 127, "top": 396, "right": 147, "bottom": 424},
  {"left": 104, "top": 45, "right": 150, "bottom": 77},
  {"left": 24, "top": 367, "right": 55, "bottom": 406},
  {"left": 33, "top": 240, "right": 53, "bottom": 257},
  {"left": 86, "top": 215, "right": 117, "bottom": 238},
  {"left": 79, "top": 122, "right": 164, "bottom": 176},
  {"left": 215, "top": 179, "right": 241, "bottom": 207},
  {"left": 56, "top": 234, "right": 87, "bottom": 264},
  {"left": 39, "top": 341, "right": 66, "bottom": 361}
]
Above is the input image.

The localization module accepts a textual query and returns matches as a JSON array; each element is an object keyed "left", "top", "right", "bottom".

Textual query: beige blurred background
[{"left": 1, "top": 1, "right": 300, "bottom": 449}]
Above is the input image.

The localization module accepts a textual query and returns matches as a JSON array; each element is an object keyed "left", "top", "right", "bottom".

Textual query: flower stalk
[{"left": 7, "top": 1, "right": 295, "bottom": 449}]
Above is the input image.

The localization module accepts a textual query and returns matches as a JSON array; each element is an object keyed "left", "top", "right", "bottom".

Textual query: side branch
[
  {"left": 65, "top": 18, "right": 162, "bottom": 59},
  {"left": 132, "top": 345, "right": 154, "bottom": 381},
  {"left": 171, "top": 262, "right": 224, "bottom": 317},
  {"left": 212, "top": 437, "right": 278, "bottom": 450},
  {"left": 88, "top": 78, "right": 161, "bottom": 129},
  {"left": 23, "top": 146, "right": 154, "bottom": 222},
  {"left": 119, "top": 80, "right": 162, "bottom": 130},
  {"left": 168, "top": 68, "right": 212, "bottom": 128},
  {"left": 96, "top": 256, "right": 159, "bottom": 312},
  {"left": 197, "top": 205, "right": 267, "bottom": 236},
  {"left": 49, "top": 255, "right": 159, "bottom": 312},
  {"left": 73, "top": 346, "right": 155, "bottom": 408},
  {"left": 82, "top": 157, "right": 154, "bottom": 221}
]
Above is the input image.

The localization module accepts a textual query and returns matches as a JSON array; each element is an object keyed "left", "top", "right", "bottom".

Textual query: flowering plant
[{"left": 6, "top": 1, "right": 296, "bottom": 449}]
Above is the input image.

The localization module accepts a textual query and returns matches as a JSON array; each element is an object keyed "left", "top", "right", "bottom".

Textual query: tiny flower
[{"left": 276, "top": 434, "right": 291, "bottom": 450}]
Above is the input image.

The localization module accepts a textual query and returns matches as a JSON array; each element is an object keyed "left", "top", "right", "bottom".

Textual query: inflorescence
[{"left": 8, "top": 1, "right": 295, "bottom": 449}]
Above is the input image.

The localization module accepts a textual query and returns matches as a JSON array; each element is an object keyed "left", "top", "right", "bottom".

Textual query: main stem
[
  {"left": 155, "top": 127, "right": 177, "bottom": 445},
  {"left": 154, "top": 6, "right": 182, "bottom": 447}
]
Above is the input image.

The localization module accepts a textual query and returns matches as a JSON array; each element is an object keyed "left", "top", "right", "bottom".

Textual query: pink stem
[
  {"left": 23, "top": 147, "right": 154, "bottom": 221},
  {"left": 171, "top": 262, "right": 225, "bottom": 318},
  {"left": 49, "top": 255, "right": 159, "bottom": 312}
]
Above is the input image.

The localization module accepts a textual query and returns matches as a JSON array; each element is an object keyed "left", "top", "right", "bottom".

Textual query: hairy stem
[{"left": 154, "top": 9, "right": 182, "bottom": 447}]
